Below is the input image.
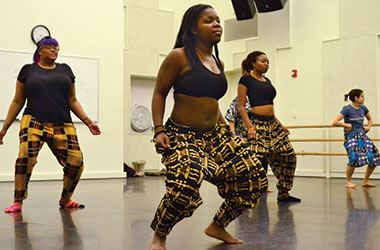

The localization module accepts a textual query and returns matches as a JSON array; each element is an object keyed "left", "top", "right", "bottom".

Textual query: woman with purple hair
[{"left": 0, "top": 36, "right": 101, "bottom": 212}]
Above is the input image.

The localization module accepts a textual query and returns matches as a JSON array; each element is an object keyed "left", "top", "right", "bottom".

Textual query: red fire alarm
[{"left": 291, "top": 69, "right": 297, "bottom": 78}]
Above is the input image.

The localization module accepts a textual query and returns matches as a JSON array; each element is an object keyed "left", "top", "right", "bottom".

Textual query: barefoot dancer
[
  {"left": 333, "top": 89, "right": 379, "bottom": 188},
  {"left": 0, "top": 37, "right": 101, "bottom": 213},
  {"left": 150, "top": 4, "right": 267, "bottom": 250}
]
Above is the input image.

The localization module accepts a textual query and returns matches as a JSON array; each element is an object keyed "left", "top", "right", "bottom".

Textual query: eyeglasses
[{"left": 40, "top": 45, "right": 60, "bottom": 51}]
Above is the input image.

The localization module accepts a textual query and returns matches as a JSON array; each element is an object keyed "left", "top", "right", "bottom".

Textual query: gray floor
[{"left": 0, "top": 176, "right": 379, "bottom": 250}]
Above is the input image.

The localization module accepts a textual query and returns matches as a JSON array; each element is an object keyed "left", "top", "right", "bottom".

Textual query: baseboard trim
[
  {"left": 1, "top": 170, "right": 378, "bottom": 181},
  {"left": 0, "top": 171, "right": 125, "bottom": 182}
]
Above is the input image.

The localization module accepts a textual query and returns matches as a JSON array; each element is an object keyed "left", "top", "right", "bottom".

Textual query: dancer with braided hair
[{"left": 150, "top": 5, "right": 267, "bottom": 250}]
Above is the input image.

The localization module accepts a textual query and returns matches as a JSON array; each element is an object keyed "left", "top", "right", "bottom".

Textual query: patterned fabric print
[
  {"left": 225, "top": 96, "right": 250, "bottom": 137},
  {"left": 151, "top": 121, "right": 267, "bottom": 237},
  {"left": 14, "top": 115, "right": 84, "bottom": 202},
  {"left": 242, "top": 115, "right": 296, "bottom": 199},
  {"left": 344, "top": 132, "right": 380, "bottom": 168}
]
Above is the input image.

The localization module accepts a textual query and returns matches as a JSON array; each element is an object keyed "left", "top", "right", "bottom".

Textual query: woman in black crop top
[
  {"left": 237, "top": 51, "right": 300, "bottom": 203},
  {"left": 150, "top": 5, "right": 267, "bottom": 249},
  {"left": 0, "top": 37, "right": 101, "bottom": 213}
]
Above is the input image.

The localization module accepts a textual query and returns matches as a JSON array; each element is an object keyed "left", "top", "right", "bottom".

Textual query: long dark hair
[
  {"left": 241, "top": 51, "right": 265, "bottom": 75},
  {"left": 344, "top": 89, "right": 363, "bottom": 102},
  {"left": 174, "top": 4, "right": 220, "bottom": 68}
]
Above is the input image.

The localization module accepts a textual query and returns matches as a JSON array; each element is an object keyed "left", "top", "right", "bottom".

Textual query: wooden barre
[
  {"left": 291, "top": 138, "right": 380, "bottom": 142},
  {"left": 296, "top": 152, "right": 347, "bottom": 156},
  {"left": 287, "top": 123, "right": 380, "bottom": 129}
]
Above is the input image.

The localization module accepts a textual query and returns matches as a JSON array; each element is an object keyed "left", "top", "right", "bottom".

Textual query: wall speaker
[
  {"left": 231, "top": 0, "right": 256, "bottom": 20},
  {"left": 254, "top": 0, "right": 287, "bottom": 13}
]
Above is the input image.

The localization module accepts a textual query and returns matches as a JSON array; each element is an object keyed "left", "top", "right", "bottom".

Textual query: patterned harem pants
[
  {"left": 151, "top": 120, "right": 268, "bottom": 237},
  {"left": 243, "top": 113, "right": 296, "bottom": 199},
  {"left": 13, "top": 115, "right": 84, "bottom": 203}
]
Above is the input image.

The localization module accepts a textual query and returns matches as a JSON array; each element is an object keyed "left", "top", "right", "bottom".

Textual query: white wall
[
  {"left": 276, "top": 0, "right": 340, "bottom": 176},
  {"left": 2, "top": 0, "right": 376, "bottom": 179},
  {"left": 123, "top": 0, "right": 173, "bottom": 171},
  {"left": 124, "top": 0, "right": 380, "bottom": 179},
  {"left": 0, "top": 0, "right": 125, "bottom": 181},
  {"left": 322, "top": 0, "right": 380, "bottom": 178},
  {"left": 6, "top": 1, "right": 375, "bottom": 178}
]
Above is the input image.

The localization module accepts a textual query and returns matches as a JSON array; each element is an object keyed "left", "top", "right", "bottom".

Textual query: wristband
[
  {"left": 153, "top": 130, "right": 167, "bottom": 139},
  {"left": 248, "top": 127, "right": 255, "bottom": 131},
  {"left": 154, "top": 125, "right": 164, "bottom": 130}
]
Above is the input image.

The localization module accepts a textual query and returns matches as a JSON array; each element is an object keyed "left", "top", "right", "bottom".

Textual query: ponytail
[
  {"left": 241, "top": 51, "right": 265, "bottom": 75},
  {"left": 241, "top": 58, "right": 253, "bottom": 75},
  {"left": 344, "top": 89, "right": 363, "bottom": 102}
]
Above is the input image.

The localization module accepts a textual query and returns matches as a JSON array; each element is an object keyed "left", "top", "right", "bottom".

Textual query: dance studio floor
[{"left": 0, "top": 175, "right": 379, "bottom": 250}]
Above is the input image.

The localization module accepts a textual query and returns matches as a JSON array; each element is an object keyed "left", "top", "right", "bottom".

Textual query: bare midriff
[
  {"left": 170, "top": 94, "right": 220, "bottom": 131},
  {"left": 249, "top": 104, "right": 274, "bottom": 117}
]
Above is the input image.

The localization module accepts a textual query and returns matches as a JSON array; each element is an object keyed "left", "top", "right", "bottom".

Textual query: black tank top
[{"left": 173, "top": 55, "right": 228, "bottom": 100}]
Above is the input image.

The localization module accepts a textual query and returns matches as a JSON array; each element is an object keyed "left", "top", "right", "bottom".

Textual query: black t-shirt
[
  {"left": 238, "top": 75, "right": 276, "bottom": 107},
  {"left": 17, "top": 63, "right": 75, "bottom": 123}
]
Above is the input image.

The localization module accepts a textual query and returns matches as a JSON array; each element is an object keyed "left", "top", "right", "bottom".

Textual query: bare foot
[
  {"left": 362, "top": 182, "right": 376, "bottom": 187},
  {"left": 150, "top": 233, "right": 166, "bottom": 250},
  {"left": 266, "top": 189, "right": 273, "bottom": 193},
  {"left": 346, "top": 182, "right": 357, "bottom": 188},
  {"left": 204, "top": 221, "right": 243, "bottom": 244}
]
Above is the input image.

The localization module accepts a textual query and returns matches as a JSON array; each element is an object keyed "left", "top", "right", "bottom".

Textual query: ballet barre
[
  {"left": 287, "top": 123, "right": 380, "bottom": 129},
  {"left": 288, "top": 123, "right": 380, "bottom": 155},
  {"left": 291, "top": 138, "right": 380, "bottom": 142},
  {"left": 284, "top": 123, "right": 380, "bottom": 178},
  {"left": 296, "top": 152, "right": 346, "bottom": 156}
]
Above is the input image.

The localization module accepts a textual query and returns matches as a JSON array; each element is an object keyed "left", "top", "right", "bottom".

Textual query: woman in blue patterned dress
[{"left": 333, "top": 89, "right": 380, "bottom": 188}]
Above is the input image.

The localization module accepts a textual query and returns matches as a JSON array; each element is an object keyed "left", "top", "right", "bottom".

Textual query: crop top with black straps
[
  {"left": 173, "top": 55, "right": 228, "bottom": 100},
  {"left": 238, "top": 75, "right": 276, "bottom": 107}
]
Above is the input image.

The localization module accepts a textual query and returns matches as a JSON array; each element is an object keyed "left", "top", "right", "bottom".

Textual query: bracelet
[
  {"left": 83, "top": 117, "right": 92, "bottom": 126},
  {"left": 248, "top": 127, "right": 255, "bottom": 131},
  {"left": 154, "top": 124, "right": 164, "bottom": 130},
  {"left": 153, "top": 129, "right": 167, "bottom": 139}
]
